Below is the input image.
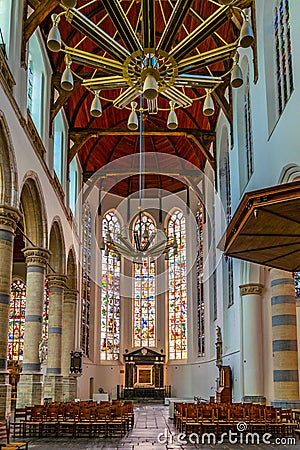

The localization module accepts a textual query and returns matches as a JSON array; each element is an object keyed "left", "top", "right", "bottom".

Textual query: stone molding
[
  {"left": 0, "top": 205, "right": 21, "bottom": 233},
  {"left": 47, "top": 274, "right": 68, "bottom": 290},
  {"left": 239, "top": 283, "right": 264, "bottom": 296},
  {"left": 23, "top": 247, "right": 51, "bottom": 268},
  {"left": 64, "top": 289, "right": 78, "bottom": 303}
]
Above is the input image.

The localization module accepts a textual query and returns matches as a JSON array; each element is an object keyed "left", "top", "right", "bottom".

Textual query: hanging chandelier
[
  {"left": 47, "top": 0, "right": 254, "bottom": 129},
  {"left": 99, "top": 97, "right": 178, "bottom": 263}
]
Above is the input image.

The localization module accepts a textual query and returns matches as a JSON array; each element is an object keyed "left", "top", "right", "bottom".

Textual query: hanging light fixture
[
  {"left": 231, "top": 53, "right": 243, "bottom": 88},
  {"left": 61, "top": 55, "right": 73, "bottom": 91},
  {"left": 90, "top": 90, "right": 102, "bottom": 117},
  {"left": 102, "top": 98, "right": 177, "bottom": 263},
  {"left": 47, "top": 14, "right": 61, "bottom": 52},
  {"left": 47, "top": 2, "right": 254, "bottom": 124},
  {"left": 239, "top": 15, "right": 254, "bottom": 48},
  {"left": 61, "top": 0, "right": 77, "bottom": 8},
  {"left": 167, "top": 101, "right": 178, "bottom": 130},
  {"left": 127, "top": 102, "right": 139, "bottom": 130},
  {"left": 203, "top": 90, "right": 215, "bottom": 116}
]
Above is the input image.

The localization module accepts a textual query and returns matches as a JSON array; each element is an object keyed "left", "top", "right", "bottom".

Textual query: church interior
[{"left": 1, "top": 0, "right": 300, "bottom": 448}]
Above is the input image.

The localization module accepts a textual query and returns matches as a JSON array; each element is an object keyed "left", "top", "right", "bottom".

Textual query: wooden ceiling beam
[{"left": 24, "top": 0, "right": 60, "bottom": 43}]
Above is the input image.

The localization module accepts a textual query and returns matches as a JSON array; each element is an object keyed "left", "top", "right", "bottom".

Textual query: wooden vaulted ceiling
[{"left": 24, "top": 0, "right": 254, "bottom": 197}]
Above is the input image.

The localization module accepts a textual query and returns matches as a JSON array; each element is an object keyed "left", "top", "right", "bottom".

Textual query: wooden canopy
[{"left": 222, "top": 181, "right": 300, "bottom": 272}]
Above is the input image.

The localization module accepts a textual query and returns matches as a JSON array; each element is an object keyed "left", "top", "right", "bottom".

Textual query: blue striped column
[
  {"left": 0, "top": 206, "right": 21, "bottom": 420},
  {"left": 44, "top": 274, "right": 67, "bottom": 402},
  {"left": 17, "top": 247, "right": 50, "bottom": 408},
  {"left": 271, "top": 269, "right": 300, "bottom": 408}
]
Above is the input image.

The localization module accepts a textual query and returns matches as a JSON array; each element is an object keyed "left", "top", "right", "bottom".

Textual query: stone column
[
  {"left": 0, "top": 205, "right": 21, "bottom": 420},
  {"left": 17, "top": 247, "right": 50, "bottom": 408},
  {"left": 240, "top": 283, "right": 265, "bottom": 403},
  {"left": 44, "top": 274, "right": 67, "bottom": 402},
  {"left": 62, "top": 288, "right": 78, "bottom": 401},
  {"left": 271, "top": 269, "right": 300, "bottom": 408}
]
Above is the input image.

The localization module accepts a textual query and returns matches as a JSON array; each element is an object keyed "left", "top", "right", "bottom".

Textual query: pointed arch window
[
  {"left": 81, "top": 203, "right": 91, "bottom": 357},
  {"left": 8, "top": 280, "right": 26, "bottom": 361},
  {"left": 168, "top": 210, "right": 187, "bottom": 360},
  {"left": 42, "top": 279, "right": 50, "bottom": 340},
  {"left": 134, "top": 213, "right": 156, "bottom": 347},
  {"left": 101, "top": 211, "right": 121, "bottom": 360},
  {"left": 274, "top": 0, "right": 293, "bottom": 116},
  {"left": 244, "top": 71, "right": 253, "bottom": 182},
  {"left": 196, "top": 207, "right": 205, "bottom": 356},
  {"left": 294, "top": 272, "right": 300, "bottom": 298}
]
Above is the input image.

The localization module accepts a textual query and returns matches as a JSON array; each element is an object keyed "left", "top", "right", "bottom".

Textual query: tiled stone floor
[{"left": 13, "top": 404, "right": 300, "bottom": 449}]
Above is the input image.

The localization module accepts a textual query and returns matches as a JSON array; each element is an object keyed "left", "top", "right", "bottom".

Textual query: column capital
[
  {"left": 23, "top": 247, "right": 51, "bottom": 268},
  {"left": 0, "top": 205, "right": 22, "bottom": 233},
  {"left": 239, "top": 283, "right": 264, "bottom": 296},
  {"left": 64, "top": 289, "right": 78, "bottom": 303},
  {"left": 47, "top": 274, "right": 68, "bottom": 290}
]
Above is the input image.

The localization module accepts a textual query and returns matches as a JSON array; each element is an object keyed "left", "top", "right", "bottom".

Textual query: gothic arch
[
  {"left": 49, "top": 217, "right": 66, "bottom": 274},
  {"left": 66, "top": 247, "right": 77, "bottom": 290},
  {"left": 0, "top": 111, "right": 18, "bottom": 207},
  {"left": 20, "top": 172, "right": 48, "bottom": 248},
  {"left": 278, "top": 164, "right": 300, "bottom": 184}
]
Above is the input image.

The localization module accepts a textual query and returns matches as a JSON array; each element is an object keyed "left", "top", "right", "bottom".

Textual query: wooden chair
[
  {"left": 107, "top": 405, "right": 127, "bottom": 437},
  {"left": 23, "top": 405, "right": 44, "bottom": 437},
  {"left": 9, "top": 409, "right": 27, "bottom": 438},
  {"left": 0, "top": 420, "right": 28, "bottom": 450}
]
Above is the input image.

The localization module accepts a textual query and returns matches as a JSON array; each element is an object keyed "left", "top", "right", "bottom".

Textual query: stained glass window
[
  {"left": 274, "top": 0, "right": 293, "bottom": 116},
  {"left": 244, "top": 71, "right": 253, "bottom": 183},
  {"left": 8, "top": 280, "right": 26, "bottom": 361},
  {"left": 101, "top": 211, "right": 121, "bottom": 360},
  {"left": 168, "top": 210, "right": 187, "bottom": 360},
  {"left": 42, "top": 279, "right": 50, "bottom": 340},
  {"left": 196, "top": 208, "right": 205, "bottom": 356},
  {"left": 294, "top": 272, "right": 300, "bottom": 298},
  {"left": 81, "top": 203, "right": 91, "bottom": 357},
  {"left": 27, "top": 57, "right": 33, "bottom": 114},
  {"left": 134, "top": 213, "right": 156, "bottom": 347}
]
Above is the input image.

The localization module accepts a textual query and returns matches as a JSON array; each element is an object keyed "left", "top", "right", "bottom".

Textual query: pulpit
[{"left": 216, "top": 365, "right": 232, "bottom": 403}]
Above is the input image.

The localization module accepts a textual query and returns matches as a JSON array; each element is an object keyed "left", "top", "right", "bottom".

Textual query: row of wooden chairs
[
  {"left": 11, "top": 400, "right": 134, "bottom": 438},
  {"left": 0, "top": 420, "right": 28, "bottom": 450},
  {"left": 174, "top": 402, "right": 298, "bottom": 438}
]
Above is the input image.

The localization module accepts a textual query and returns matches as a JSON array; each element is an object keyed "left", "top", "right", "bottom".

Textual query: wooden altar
[{"left": 123, "top": 347, "right": 165, "bottom": 400}]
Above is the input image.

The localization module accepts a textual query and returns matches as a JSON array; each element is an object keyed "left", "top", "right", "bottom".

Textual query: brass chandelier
[{"left": 47, "top": 0, "right": 254, "bottom": 129}]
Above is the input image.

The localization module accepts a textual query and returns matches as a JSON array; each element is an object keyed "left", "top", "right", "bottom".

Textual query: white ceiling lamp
[
  {"left": 203, "top": 90, "right": 215, "bottom": 116},
  {"left": 61, "top": 0, "right": 77, "bottom": 8},
  {"left": 61, "top": 55, "right": 74, "bottom": 91},
  {"left": 231, "top": 53, "right": 243, "bottom": 88},
  {"left": 239, "top": 16, "right": 254, "bottom": 48},
  {"left": 167, "top": 101, "right": 178, "bottom": 130},
  {"left": 90, "top": 90, "right": 102, "bottom": 117},
  {"left": 47, "top": 14, "right": 61, "bottom": 52},
  {"left": 127, "top": 102, "right": 139, "bottom": 131}
]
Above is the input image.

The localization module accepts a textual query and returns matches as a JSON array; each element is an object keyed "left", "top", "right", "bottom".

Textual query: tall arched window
[
  {"left": 196, "top": 207, "right": 205, "bottom": 356},
  {"left": 274, "top": 0, "right": 293, "bottom": 116},
  {"left": 82, "top": 203, "right": 91, "bottom": 357},
  {"left": 168, "top": 210, "right": 187, "bottom": 360},
  {"left": 244, "top": 71, "right": 253, "bottom": 183},
  {"left": 294, "top": 272, "right": 300, "bottom": 298},
  {"left": 43, "top": 279, "right": 50, "bottom": 340},
  {"left": 8, "top": 280, "right": 26, "bottom": 361},
  {"left": 134, "top": 213, "right": 156, "bottom": 347},
  {"left": 101, "top": 211, "right": 121, "bottom": 360}
]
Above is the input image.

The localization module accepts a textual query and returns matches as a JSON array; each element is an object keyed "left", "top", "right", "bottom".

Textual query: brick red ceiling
[{"left": 40, "top": 0, "right": 243, "bottom": 196}]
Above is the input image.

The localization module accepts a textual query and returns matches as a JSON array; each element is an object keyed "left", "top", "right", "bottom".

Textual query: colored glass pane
[
  {"left": 168, "top": 210, "right": 187, "bottom": 359},
  {"left": 8, "top": 280, "right": 26, "bottom": 361},
  {"left": 294, "top": 272, "right": 300, "bottom": 298},
  {"left": 196, "top": 208, "right": 205, "bottom": 356},
  {"left": 42, "top": 279, "right": 50, "bottom": 340},
  {"left": 81, "top": 203, "right": 91, "bottom": 357},
  {"left": 101, "top": 211, "right": 121, "bottom": 360},
  {"left": 134, "top": 214, "right": 156, "bottom": 347}
]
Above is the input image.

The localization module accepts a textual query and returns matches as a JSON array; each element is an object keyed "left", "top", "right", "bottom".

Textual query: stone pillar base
[
  {"left": 63, "top": 376, "right": 77, "bottom": 402},
  {"left": 17, "top": 373, "right": 43, "bottom": 408},
  {"left": 44, "top": 375, "right": 63, "bottom": 403},
  {"left": 272, "top": 400, "right": 300, "bottom": 409},
  {"left": 0, "top": 372, "right": 11, "bottom": 420},
  {"left": 243, "top": 395, "right": 266, "bottom": 404}
]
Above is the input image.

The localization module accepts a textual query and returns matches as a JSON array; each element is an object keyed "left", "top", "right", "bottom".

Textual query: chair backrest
[{"left": 0, "top": 421, "right": 8, "bottom": 445}]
